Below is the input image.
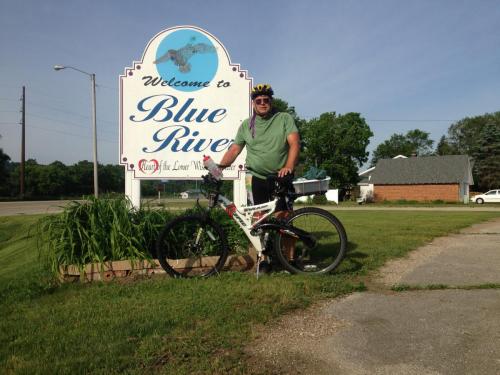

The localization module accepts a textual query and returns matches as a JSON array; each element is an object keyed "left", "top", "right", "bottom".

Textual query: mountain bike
[{"left": 156, "top": 172, "right": 347, "bottom": 278}]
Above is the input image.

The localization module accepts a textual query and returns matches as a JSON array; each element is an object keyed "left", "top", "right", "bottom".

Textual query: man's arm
[
  {"left": 218, "top": 143, "right": 243, "bottom": 169},
  {"left": 278, "top": 132, "right": 300, "bottom": 177}
]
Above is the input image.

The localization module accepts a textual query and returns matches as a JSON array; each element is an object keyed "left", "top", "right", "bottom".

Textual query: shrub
[
  {"left": 38, "top": 196, "right": 173, "bottom": 278},
  {"left": 312, "top": 194, "right": 328, "bottom": 205},
  {"left": 432, "top": 199, "right": 446, "bottom": 204}
]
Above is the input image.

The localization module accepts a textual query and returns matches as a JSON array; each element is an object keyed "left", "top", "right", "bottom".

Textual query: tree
[
  {"left": 272, "top": 97, "right": 296, "bottom": 117},
  {"left": 69, "top": 160, "right": 94, "bottom": 196},
  {"left": 445, "top": 111, "right": 500, "bottom": 190},
  {"left": 23, "top": 159, "right": 42, "bottom": 197},
  {"left": 371, "top": 129, "right": 434, "bottom": 165},
  {"left": 446, "top": 113, "right": 499, "bottom": 154},
  {"left": 0, "top": 148, "right": 11, "bottom": 195},
  {"left": 272, "top": 97, "right": 307, "bottom": 134},
  {"left": 303, "top": 112, "right": 373, "bottom": 187},
  {"left": 99, "top": 164, "right": 125, "bottom": 193},
  {"left": 435, "top": 135, "right": 457, "bottom": 155},
  {"left": 471, "top": 121, "right": 500, "bottom": 190},
  {"left": 405, "top": 129, "right": 434, "bottom": 154},
  {"left": 37, "top": 161, "right": 71, "bottom": 197}
]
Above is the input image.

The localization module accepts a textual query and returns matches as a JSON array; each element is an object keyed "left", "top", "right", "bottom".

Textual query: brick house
[{"left": 369, "top": 155, "right": 474, "bottom": 202}]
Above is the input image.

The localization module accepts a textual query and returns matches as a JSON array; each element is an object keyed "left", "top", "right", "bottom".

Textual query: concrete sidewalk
[
  {"left": 250, "top": 218, "right": 500, "bottom": 375},
  {"left": 378, "top": 218, "right": 500, "bottom": 287}
]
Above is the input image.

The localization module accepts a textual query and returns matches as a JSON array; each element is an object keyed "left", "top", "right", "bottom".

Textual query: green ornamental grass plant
[
  {"left": 37, "top": 196, "right": 249, "bottom": 280},
  {"left": 37, "top": 196, "right": 173, "bottom": 278}
]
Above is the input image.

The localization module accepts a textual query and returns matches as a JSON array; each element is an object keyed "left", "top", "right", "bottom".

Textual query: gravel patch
[{"left": 246, "top": 298, "right": 351, "bottom": 374}]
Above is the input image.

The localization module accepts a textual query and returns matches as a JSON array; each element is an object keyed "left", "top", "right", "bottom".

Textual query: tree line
[
  {"left": 0, "top": 104, "right": 498, "bottom": 198},
  {"left": 0, "top": 158, "right": 199, "bottom": 198}
]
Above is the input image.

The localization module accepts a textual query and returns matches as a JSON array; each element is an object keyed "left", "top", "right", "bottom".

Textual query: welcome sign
[{"left": 120, "top": 26, "right": 251, "bottom": 179}]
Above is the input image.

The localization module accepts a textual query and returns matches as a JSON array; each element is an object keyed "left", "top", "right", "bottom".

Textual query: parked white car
[{"left": 471, "top": 190, "right": 500, "bottom": 204}]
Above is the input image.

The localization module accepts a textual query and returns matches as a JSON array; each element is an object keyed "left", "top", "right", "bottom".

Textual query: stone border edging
[{"left": 59, "top": 252, "right": 257, "bottom": 282}]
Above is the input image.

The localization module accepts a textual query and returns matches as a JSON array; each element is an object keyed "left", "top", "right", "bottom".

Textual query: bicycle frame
[{"left": 215, "top": 193, "right": 278, "bottom": 257}]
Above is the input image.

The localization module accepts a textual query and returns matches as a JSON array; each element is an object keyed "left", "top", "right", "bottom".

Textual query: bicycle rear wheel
[
  {"left": 275, "top": 207, "right": 347, "bottom": 275},
  {"left": 156, "top": 214, "right": 229, "bottom": 278}
]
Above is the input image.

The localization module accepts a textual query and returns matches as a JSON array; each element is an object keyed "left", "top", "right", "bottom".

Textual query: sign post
[{"left": 120, "top": 26, "right": 251, "bottom": 208}]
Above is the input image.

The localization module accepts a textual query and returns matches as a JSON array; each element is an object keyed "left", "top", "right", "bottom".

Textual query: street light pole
[
  {"left": 54, "top": 65, "right": 99, "bottom": 198},
  {"left": 90, "top": 73, "right": 98, "bottom": 198}
]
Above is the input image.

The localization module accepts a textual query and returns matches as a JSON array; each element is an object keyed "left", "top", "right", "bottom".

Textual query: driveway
[{"left": 248, "top": 218, "right": 500, "bottom": 374}]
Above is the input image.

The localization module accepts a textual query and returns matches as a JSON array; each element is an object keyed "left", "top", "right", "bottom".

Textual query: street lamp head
[{"left": 53, "top": 65, "right": 66, "bottom": 71}]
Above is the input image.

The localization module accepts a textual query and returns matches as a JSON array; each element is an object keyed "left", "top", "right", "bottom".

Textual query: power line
[
  {"left": 25, "top": 86, "right": 77, "bottom": 104},
  {"left": 29, "top": 124, "right": 117, "bottom": 143},
  {"left": 96, "top": 84, "right": 118, "bottom": 92},
  {"left": 28, "top": 101, "right": 89, "bottom": 119},
  {"left": 27, "top": 113, "right": 118, "bottom": 136},
  {"left": 28, "top": 101, "right": 117, "bottom": 125}
]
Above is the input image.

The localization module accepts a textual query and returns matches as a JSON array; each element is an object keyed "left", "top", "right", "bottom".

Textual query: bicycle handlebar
[{"left": 201, "top": 171, "right": 296, "bottom": 204}]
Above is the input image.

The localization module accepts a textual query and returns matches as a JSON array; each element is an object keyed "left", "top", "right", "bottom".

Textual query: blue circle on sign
[{"left": 154, "top": 29, "right": 218, "bottom": 92}]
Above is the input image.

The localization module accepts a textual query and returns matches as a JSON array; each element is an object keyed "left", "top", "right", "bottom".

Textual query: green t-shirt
[{"left": 234, "top": 111, "right": 298, "bottom": 179}]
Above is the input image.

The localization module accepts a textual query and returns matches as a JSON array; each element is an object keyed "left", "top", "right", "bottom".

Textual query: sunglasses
[{"left": 254, "top": 98, "right": 271, "bottom": 105}]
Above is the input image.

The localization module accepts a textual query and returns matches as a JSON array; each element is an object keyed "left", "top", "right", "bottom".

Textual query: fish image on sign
[{"left": 154, "top": 29, "right": 218, "bottom": 92}]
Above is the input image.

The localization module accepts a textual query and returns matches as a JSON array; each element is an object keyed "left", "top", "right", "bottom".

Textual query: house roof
[
  {"left": 357, "top": 156, "right": 406, "bottom": 185},
  {"left": 370, "top": 155, "right": 474, "bottom": 185},
  {"left": 358, "top": 166, "right": 374, "bottom": 184},
  {"left": 359, "top": 166, "right": 375, "bottom": 177}
]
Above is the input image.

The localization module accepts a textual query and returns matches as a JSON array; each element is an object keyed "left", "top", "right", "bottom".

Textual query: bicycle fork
[
  {"left": 185, "top": 225, "right": 218, "bottom": 272},
  {"left": 255, "top": 232, "right": 272, "bottom": 279}
]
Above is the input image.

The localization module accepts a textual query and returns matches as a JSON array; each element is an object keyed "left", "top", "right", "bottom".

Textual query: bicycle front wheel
[
  {"left": 275, "top": 207, "right": 347, "bottom": 275},
  {"left": 156, "top": 214, "right": 229, "bottom": 278}
]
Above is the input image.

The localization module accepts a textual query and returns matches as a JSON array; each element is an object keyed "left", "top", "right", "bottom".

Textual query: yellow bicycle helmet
[{"left": 251, "top": 83, "right": 274, "bottom": 99}]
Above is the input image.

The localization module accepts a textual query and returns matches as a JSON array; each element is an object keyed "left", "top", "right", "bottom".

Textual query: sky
[{"left": 1, "top": 0, "right": 499, "bottom": 169}]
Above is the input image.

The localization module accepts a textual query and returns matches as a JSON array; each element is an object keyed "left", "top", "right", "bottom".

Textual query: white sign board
[{"left": 120, "top": 26, "right": 251, "bottom": 180}]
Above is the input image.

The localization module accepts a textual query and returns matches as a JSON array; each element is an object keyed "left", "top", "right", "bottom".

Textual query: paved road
[
  {"left": 250, "top": 218, "right": 500, "bottom": 375},
  {"left": 0, "top": 200, "right": 75, "bottom": 216},
  {"left": 1, "top": 200, "right": 500, "bottom": 216}
]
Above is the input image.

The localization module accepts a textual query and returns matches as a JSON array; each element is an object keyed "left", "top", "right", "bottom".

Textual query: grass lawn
[{"left": 1, "top": 211, "right": 499, "bottom": 374}]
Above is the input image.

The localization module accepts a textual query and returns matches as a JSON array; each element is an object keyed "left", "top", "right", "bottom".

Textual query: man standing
[{"left": 218, "top": 84, "right": 300, "bottom": 213}]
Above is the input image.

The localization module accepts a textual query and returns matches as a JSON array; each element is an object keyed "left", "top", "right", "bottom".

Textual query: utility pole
[{"left": 20, "top": 86, "right": 25, "bottom": 199}]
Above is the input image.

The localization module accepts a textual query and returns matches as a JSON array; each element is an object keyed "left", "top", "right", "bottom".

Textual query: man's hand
[{"left": 278, "top": 167, "right": 293, "bottom": 177}]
